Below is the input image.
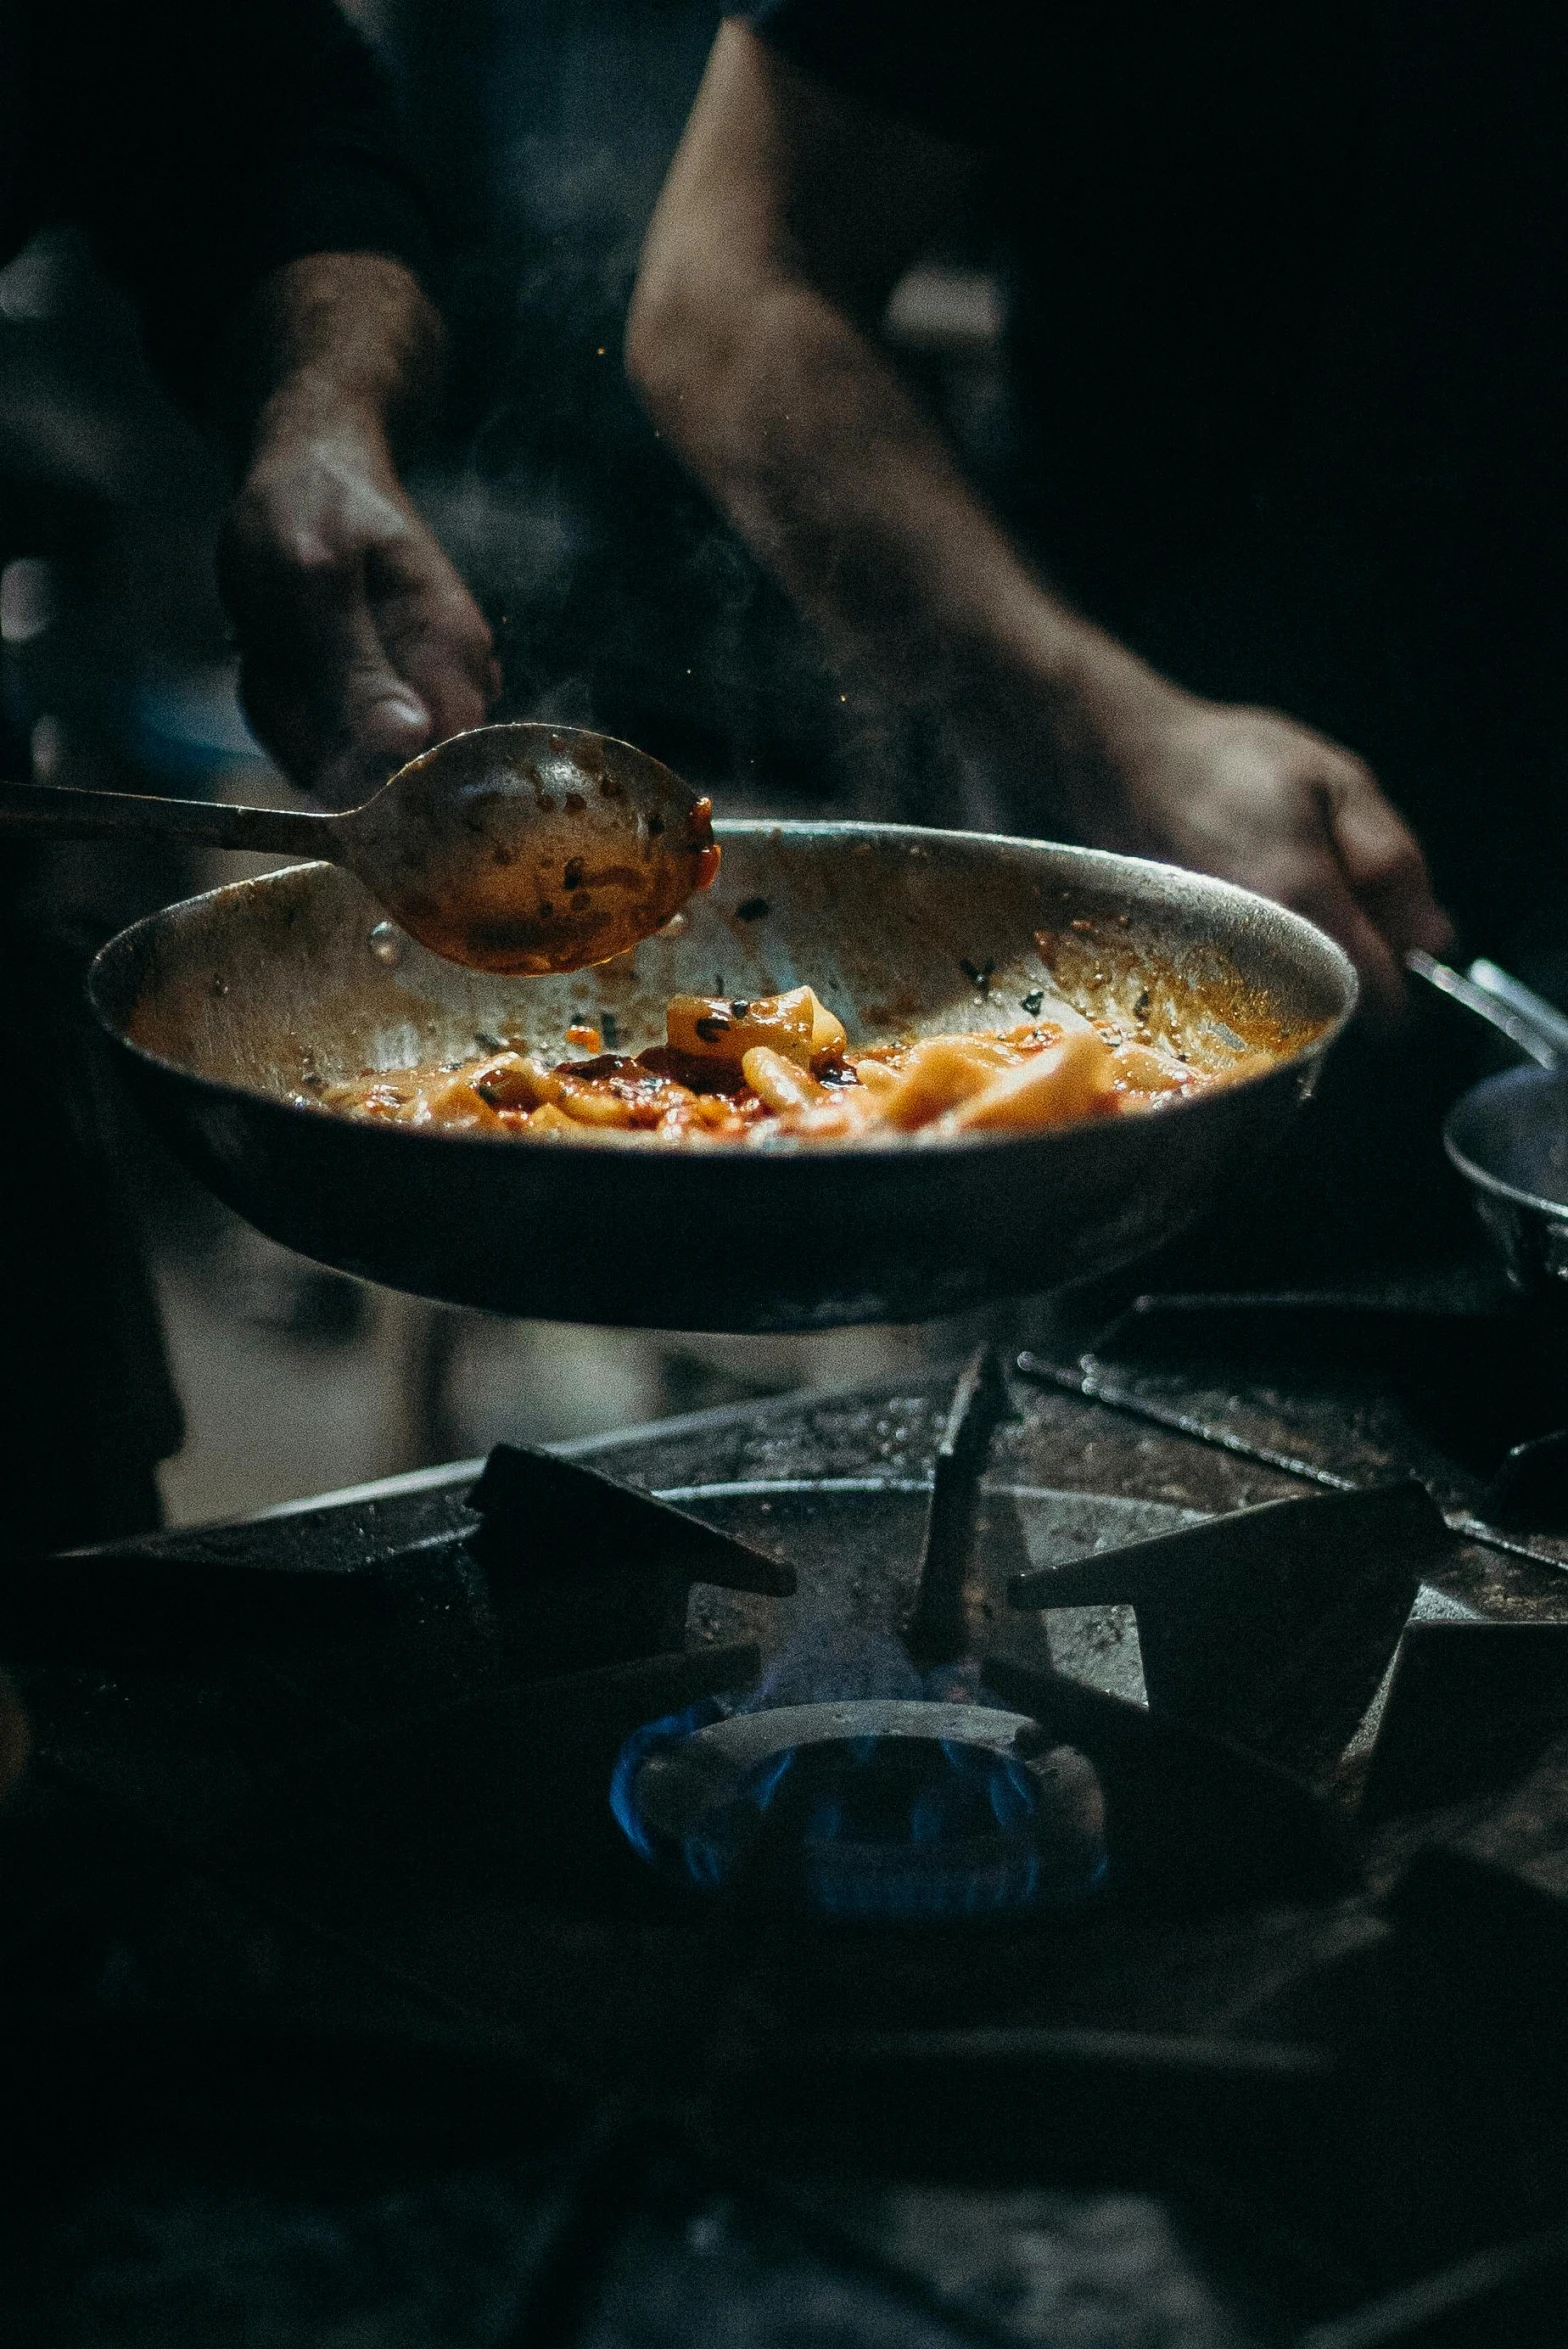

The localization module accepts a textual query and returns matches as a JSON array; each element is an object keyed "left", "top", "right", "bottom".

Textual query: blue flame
[
  {"left": 608, "top": 1695, "right": 731, "bottom": 1864},
  {"left": 795, "top": 1739, "right": 1106, "bottom": 1922},
  {"left": 748, "top": 1747, "right": 797, "bottom": 1810},
  {"left": 613, "top": 1707, "right": 1108, "bottom": 1923}
]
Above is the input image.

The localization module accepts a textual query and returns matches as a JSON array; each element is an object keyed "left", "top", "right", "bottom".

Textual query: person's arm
[
  {"left": 36, "top": 0, "right": 495, "bottom": 803},
  {"left": 215, "top": 253, "right": 496, "bottom": 805},
  {"left": 628, "top": 20, "right": 1450, "bottom": 1015}
]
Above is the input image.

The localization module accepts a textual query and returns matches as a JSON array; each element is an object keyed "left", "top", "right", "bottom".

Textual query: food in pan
[{"left": 313, "top": 974, "right": 1278, "bottom": 1146}]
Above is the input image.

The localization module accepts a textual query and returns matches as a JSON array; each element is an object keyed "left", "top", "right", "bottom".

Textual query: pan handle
[
  {"left": 0, "top": 776, "right": 329, "bottom": 859},
  {"left": 1466, "top": 958, "right": 1568, "bottom": 1060},
  {"left": 1406, "top": 948, "right": 1565, "bottom": 1069}
]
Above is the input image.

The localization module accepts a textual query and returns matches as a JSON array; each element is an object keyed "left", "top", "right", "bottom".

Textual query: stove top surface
[{"left": 8, "top": 1302, "right": 1568, "bottom": 2347}]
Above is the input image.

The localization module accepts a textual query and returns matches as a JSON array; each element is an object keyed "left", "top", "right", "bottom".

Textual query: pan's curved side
[{"left": 88, "top": 828, "right": 1354, "bottom": 1332}]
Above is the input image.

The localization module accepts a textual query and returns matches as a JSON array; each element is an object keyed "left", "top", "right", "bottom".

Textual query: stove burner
[{"left": 611, "top": 1698, "right": 1107, "bottom": 1921}]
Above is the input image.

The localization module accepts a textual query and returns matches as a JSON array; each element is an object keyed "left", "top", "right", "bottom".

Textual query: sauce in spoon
[{"left": 337, "top": 722, "right": 721, "bottom": 973}]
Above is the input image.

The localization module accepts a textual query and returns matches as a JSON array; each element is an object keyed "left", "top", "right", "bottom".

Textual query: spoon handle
[{"left": 0, "top": 776, "right": 330, "bottom": 859}]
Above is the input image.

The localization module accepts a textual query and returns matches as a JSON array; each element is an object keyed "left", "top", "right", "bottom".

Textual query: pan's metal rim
[
  {"left": 1443, "top": 1061, "right": 1568, "bottom": 1223},
  {"left": 85, "top": 821, "right": 1357, "bottom": 1171}
]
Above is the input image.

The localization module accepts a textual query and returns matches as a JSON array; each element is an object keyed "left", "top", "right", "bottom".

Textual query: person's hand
[
  {"left": 1079, "top": 690, "right": 1454, "bottom": 1024},
  {"left": 218, "top": 412, "right": 498, "bottom": 807}
]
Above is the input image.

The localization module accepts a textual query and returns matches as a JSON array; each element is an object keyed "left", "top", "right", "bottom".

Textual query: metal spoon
[{"left": 0, "top": 722, "right": 720, "bottom": 975}]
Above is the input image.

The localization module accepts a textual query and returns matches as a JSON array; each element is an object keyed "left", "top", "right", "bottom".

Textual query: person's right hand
[
  {"left": 218, "top": 409, "right": 499, "bottom": 809},
  {"left": 1084, "top": 692, "right": 1454, "bottom": 1025}
]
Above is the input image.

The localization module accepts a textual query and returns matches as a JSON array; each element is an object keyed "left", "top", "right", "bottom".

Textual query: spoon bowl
[{"left": 340, "top": 723, "right": 720, "bottom": 973}]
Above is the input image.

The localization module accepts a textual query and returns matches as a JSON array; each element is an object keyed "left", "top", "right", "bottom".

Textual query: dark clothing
[
  {"left": 0, "top": 0, "right": 432, "bottom": 1549},
  {"left": 0, "top": 0, "right": 431, "bottom": 388},
  {"left": 0, "top": 915, "right": 179, "bottom": 1552},
  {"left": 745, "top": 1, "right": 1568, "bottom": 964},
  {"left": 747, "top": 0, "right": 1378, "bottom": 571}
]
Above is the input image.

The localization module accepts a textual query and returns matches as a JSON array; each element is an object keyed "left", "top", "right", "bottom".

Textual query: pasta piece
[
  {"left": 344, "top": 1081, "right": 412, "bottom": 1119},
  {"left": 471, "top": 1052, "right": 562, "bottom": 1110},
  {"left": 413, "top": 1074, "right": 507, "bottom": 1132},
  {"left": 740, "top": 1045, "right": 826, "bottom": 1114},
  {"left": 804, "top": 1085, "right": 888, "bottom": 1137},
  {"left": 667, "top": 984, "right": 843, "bottom": 1070},
  {"left": 556, "top": 1088, "right": 639, "bottom": 1129},
  {"left": 667, "top": 989, "right": 811, "bottom": 1065},
  {"left": 806, "top": 989, "right": 848, "bottom": 1058},
  {"left": 525, "top": 1101, "right": 587, "bottom": 1138},
  {"left": 763, "top": 1101, "right": 865, "bottom": 1141},
  {"left": 876, "top": 1035, "right": 1020, "bottom": 1130},
  {"left": 693, "top": 1092, "right": 752, "bottom": 1135},
  {"left": 947, "top": 1029, "right": 1119, "bottom": 1133},
  {"left": 1107, "top": 1041, "right": 1190, "bottom": 1095},
  {"left": 554, "top": 1062, "right": 697, "bottom": 1129}
]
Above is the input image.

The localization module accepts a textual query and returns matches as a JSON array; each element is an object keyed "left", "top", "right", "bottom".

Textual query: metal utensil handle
[
  {"left": 1465, "top": 958, "right": 1568, "bottom": 1061},
  {"left": 0, "top": 775, "right": 329, "bottom": 859},
  {"left": 1405, "top": 949, "right": 1562, "bottom": 1070}
]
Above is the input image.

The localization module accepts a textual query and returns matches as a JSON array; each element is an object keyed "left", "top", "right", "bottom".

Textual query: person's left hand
[{"left": 218, "top": 414, "right": 499, "bottom": 806}]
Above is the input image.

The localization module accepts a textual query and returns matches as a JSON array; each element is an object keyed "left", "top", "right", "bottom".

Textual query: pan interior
[
  {"left": 95, "top": 823, "right": 1350, "bottom": 1110},
  {"left": 1446, "top": 1065, "right": 1568, "bottom": 1217}
]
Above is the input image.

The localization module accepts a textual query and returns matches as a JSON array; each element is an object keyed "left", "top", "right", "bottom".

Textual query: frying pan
[{"left": 87, "top": 823, "right": 1355, "bottom": 1332}]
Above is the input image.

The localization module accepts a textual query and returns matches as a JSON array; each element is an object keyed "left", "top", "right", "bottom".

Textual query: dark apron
[{"left": 0, "top": 839, "right": 180, "bottom": 1556}]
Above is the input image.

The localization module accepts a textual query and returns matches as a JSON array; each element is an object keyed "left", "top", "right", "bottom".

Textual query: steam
[
  {"left": 741, "top": 1616, "right": 981, "bottom": 1713},
  {"left": 396, "top": 3, "right": 995, "bottom": 821}
]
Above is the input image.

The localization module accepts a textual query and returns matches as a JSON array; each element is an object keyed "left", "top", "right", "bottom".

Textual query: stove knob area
[{"left": 0, "top": 1669, "right": 28, "bottom": 1808}]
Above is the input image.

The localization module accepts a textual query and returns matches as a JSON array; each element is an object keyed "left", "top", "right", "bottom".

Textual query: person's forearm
[
  {"left": 632, "top": 0, "right": 1451, "bottom": 1010},
  {"left": 218, "top": 252, "right": 446, "bottom": 468},
  {"left": 631, "top": 264, "right": 1185, "bottom": 820}
]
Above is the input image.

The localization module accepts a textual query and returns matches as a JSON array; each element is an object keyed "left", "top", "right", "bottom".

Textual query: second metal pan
[
  {"left": 1445, "top": 1065, "right": 1568, "bottom": 1304},
  {"left": 88, "top": 822, "right": 1355, "bottom": 1332},
  {"left": 1410, "top": 953, "right": 1568, "bottom": 1311}
]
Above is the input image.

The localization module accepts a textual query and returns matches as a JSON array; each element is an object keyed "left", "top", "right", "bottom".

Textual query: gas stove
[{"left": 7, "top": 1285, "right": 1568, "bottom": 2347}]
